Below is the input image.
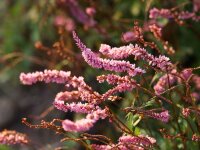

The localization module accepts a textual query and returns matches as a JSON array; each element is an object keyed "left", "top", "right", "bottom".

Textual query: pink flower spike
[
  {"left": 0, "top": 130, "right": 29, "bottom": 145},
  {"left": 53, "top": 101, "right": 95, "bottom": 113},
  {"left": 149, "top": 8, "right": 172, "bottom": 19},
  {"left": 20, "top": 70, "right": 71, "bottom": 85},
  {"left": 180, "top": 69, "right": 193, "bottom": 81},
  {"left": 144, "top": 110, "right": 170, "bottom": 122},
  {"left": 62, "top": 108, "right": 108, "bottom": 132},
  {"left": 182, "top": 108, "right": 190, "bottom": 117},
  {"left": 97, "top": 74, "right": 132, "bottom": 85},
  {"left": 192, "top": 134, "right": 200, "bottom": 142},
  {"left": 86, "top": 7, "right": 96, "bottom": 17},
  {"left": 91, "top": 134, "right": 155, "bottom": 150},
  {"left": 91, "top": 144, "right": 113, "bottom": 150},
  {"left": 102, "top": 82, "right": 136, "bottom": 100},
  {"left": 121, "top": 31, "right": 139, "bottom": 43},
  {"left": 158, "top": 110, "right": 170, "bottom": 122},
  {"left": 149, "top": 7, "right": 200, "bottom": 22},
  {"left": 99, "top": 43, "right": 172, "bottom": 71},
  {"left": 55, "top": 91, "right": 80, "bottom": 102},
  {"left": 119, "top": 135, "right": 156, "bottom": 147},
  {"left": 72, "top": 31, "right": 145, "bottom": 76},
  {"left": 154, "top": 69, "right": 177, "bottom": 95}
]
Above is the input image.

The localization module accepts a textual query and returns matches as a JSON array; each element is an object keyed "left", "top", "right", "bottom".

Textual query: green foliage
[{"left": 0, "top": 145, "right": 11, "bottom": 150}]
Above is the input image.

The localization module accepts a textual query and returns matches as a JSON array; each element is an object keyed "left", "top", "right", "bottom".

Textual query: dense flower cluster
[
  {"left": 180, "top": 69, "right": 193, "bottom": 81},
  {"left": 192, "top": 134, "right": 200, "bottom": 142},
  {"left": 55, "top": 91, "right": 80, "bottom": 102},
  {"left": 54, "top": 101, "right": 95, "bottom": 113},
  {"left": 149, "top": 24, "right": 162, "bottom": 39},
  {"left": 122, "top": 31, "right": 140, "bottom": 43},
  {"left": 125, "top": 108, "right": 170, "bottom": 123},
  {"left": 99, "top": 43, "right": 172, "bottom": 71},
  {"left": 62, "top": 108, "right": 108, "bottom": 132},
  {"left": 73, "top": 31, "right": 145, "bottom": 76},
  {"left": 91, "top": 135, "right": 156, "bottom": 150},
  {"left": 54, "top": 15, "right": 75, "bottom": 31},
  {"left": 154, "top": 69, "right": 177, "bottom": 95},
  {"left": 20, "top": 70, "right": 72, "bottom": 85},
  {"left": 20, "top": 70, "right": 109, "bottom": 132},
  {"left": 97, "top": 74, "right": 133, "bottom": 85},
  {"left": 149, "top": 8, "right": 200, "bottom": 22},
  {"left": 143, "top": 110, "right": 170, "bottom": 122},
  {"left": 182, "top": 108, "right": 190, "bottom": 117},
  {"left": 0, "top": 130, "right": 29, "bottom": 145},
  {"left": 20, "top": 70, "right": 139, "bottom": 132}
]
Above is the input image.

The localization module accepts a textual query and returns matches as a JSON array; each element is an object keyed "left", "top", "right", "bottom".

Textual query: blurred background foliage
[{"left": 0, "top": 0, "right": 200, "bottom": 149}]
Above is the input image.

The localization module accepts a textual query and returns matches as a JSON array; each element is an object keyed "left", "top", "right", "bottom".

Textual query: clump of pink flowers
[
  {"left": 91, "top": 134, "right": 156, "bottom": 150},
  {"left": 19, "top": 27, "right": 200, "bottom": 149},
  {"left": 149, "top": 7, "right": 200, "bottom": 22},
  {"left": 17, "top": 1, "right": 200, "bottom": 149},
  {"left": 92, "top": 135, "right": 156, "bottom": 150},
  {"left": 0, "top": 130, "right": 29, "bottom": 145},
  {"left": 73, "top": 31, "right": 146, "bottom": 76}
]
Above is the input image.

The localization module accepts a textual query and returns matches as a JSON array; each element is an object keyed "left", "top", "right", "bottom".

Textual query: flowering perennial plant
[
  {"left": 19, "top": 29, "right": 200, "bottom": 149},
  {"left": 16, "top": 1, "right": 200, "bottom": 150}
]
